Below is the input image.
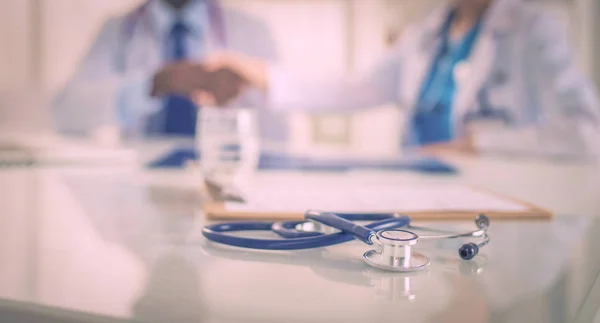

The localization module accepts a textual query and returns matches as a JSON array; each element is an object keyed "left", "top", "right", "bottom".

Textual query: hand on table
[{"left": 419, "top": 136, "right": 477, "bottom": 156}]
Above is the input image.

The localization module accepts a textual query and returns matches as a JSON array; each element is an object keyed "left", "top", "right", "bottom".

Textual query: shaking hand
[
  {"left": 205, "top": 52, "right": 268, "bottom": 90},
  {"left": 151, "top": 61, "right": 248, "bottom": 106},
  {"left": 151, "top": 61, "right": 208, "bottom": 97}
]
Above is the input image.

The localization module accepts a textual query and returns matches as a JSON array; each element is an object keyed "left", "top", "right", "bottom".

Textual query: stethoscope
[{"left": 202, "top": 211, "right": 490, "bottom": 272}]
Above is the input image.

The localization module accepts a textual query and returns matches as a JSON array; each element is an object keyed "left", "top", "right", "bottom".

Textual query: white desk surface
[{"left": 1, "top": 141, "right": 600, "bottom": 323}]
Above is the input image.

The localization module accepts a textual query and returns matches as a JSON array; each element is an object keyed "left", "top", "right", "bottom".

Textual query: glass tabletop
[{"left": 0, "top": 164, "right": 599, "bottom": 323}]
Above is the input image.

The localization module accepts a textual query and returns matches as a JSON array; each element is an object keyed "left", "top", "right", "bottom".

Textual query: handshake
[{"left": 150, "top": 53, "right": 268, "bottom": 106}]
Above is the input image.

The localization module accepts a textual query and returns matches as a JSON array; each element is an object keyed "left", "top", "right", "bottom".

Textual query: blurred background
[{"left": 1, "top": 0, "right": 599, "bottom": 156}]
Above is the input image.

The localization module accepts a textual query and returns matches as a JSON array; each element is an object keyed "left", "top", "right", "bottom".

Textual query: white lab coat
[
  {"left": 53, "top": 0, "right": 287, "bottom": 141},
  {"left": 269, "top": 0, "right": 600, "bottom": 157}
]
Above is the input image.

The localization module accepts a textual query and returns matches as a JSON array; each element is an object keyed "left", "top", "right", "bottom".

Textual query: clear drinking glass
[{"left": 196, "top": 108, "right": 260, "bottom": 187}]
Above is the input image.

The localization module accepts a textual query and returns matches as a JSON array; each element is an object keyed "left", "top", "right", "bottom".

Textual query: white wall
[
  {"left": 41, "top": 0, "right": 144, "bottom": 95},
  {"left": 0, "top": 0, "right": 34, "bottom": 90},
  {"left": 591, "top": 0, "right": 600, "bottom": 91},
  {"left": 0, "top": 0, "right": 41, "bottom": 132}
]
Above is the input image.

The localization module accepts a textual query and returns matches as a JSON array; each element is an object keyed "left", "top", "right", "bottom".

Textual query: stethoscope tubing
[
  {"left": 272, "top": 213, "right": 407, "bottom": 239},
  {"left": 407, "top": 225, "right": 487, "bottom": 240},
  {"left": 202, "top": 216, "right": 411, "bottom": 251},
  {"left": 272, "top": 213, "right": 487, "bottom": 241}
]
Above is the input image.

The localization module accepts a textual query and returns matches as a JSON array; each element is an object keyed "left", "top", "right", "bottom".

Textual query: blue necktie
[{"left": 163, "top": 20, "right": 198, "bottom": 136}]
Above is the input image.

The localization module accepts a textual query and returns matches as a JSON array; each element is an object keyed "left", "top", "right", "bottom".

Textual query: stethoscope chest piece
[{"left": 363, "top": 230, "right": 430, "bottom": 272}]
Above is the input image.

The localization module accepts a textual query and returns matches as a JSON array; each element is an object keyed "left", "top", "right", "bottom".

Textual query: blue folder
[{"left": 147, "top": 147, "right": 457, "bottom": 174}]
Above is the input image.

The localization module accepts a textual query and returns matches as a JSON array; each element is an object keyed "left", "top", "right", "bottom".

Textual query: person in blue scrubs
[
  {"left": 413, "top": 10, "right": 483, "bottom": 145},
  {"left": 200, "top": 0, "right": 599, "bottom": 157}
]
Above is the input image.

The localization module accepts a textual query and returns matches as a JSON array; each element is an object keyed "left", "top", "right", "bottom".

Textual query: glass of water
[{"left": 196, "top": 107, "right": 260, "bottom": 187}]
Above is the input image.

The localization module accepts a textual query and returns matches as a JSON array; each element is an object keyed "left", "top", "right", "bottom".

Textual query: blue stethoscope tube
[
  {"left": 305, "top": 211, "right": 377, "bottom": 244},
  {"left": 202, "top": 214, "right": 411, "bottom": 251},
  {"left": 272, "top": 213, "right": 401, "bottom": 239}
]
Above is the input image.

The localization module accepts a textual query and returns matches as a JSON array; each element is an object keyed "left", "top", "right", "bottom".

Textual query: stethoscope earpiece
[
  {"left": 459, "top": 242, "right": 479, "bottom": 260},
  {"left": 475, "top": 214, "right": 490, "bottom": 229}
]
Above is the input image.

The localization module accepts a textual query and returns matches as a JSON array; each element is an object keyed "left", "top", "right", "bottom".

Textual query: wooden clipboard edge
[
  {"left": 469, "top": 184, "right": 554, "bottom": 219},
  {"left": 203, "top": 185, "right": 554, "bottom": 221},
  {"left": 203, "top": 206, "right": 551, "bottom": 222}
]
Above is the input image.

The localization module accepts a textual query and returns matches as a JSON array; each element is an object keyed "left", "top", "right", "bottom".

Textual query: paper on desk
[{"left": 224, "top": 184, "right": 529, "bottom": 213}]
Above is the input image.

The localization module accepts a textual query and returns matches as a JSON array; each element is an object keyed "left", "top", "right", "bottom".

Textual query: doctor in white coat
[
  {"left": 52, "top": 0, "right": 286, "bottom": 140},
  {"left": 203, "top": 0, "right": 600, "bottom": 157}
]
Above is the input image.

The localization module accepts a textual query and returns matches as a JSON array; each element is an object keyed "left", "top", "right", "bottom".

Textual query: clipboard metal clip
[{"left": 204, "top": 177, "right": 246, "bottom": 204}]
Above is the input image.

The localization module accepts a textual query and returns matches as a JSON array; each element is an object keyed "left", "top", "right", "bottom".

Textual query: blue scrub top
[{"left": 412, "top": 12, "right": 483, "bottom": 145}]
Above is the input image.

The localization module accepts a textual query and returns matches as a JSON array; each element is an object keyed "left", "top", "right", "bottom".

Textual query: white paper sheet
[{"left": 225, "top": 184, "right": 528, "bottom": 213}]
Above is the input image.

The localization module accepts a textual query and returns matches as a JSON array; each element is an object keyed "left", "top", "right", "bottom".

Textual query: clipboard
[{"left": 202, "top": 184, "right": 553, "bottom": 221}]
